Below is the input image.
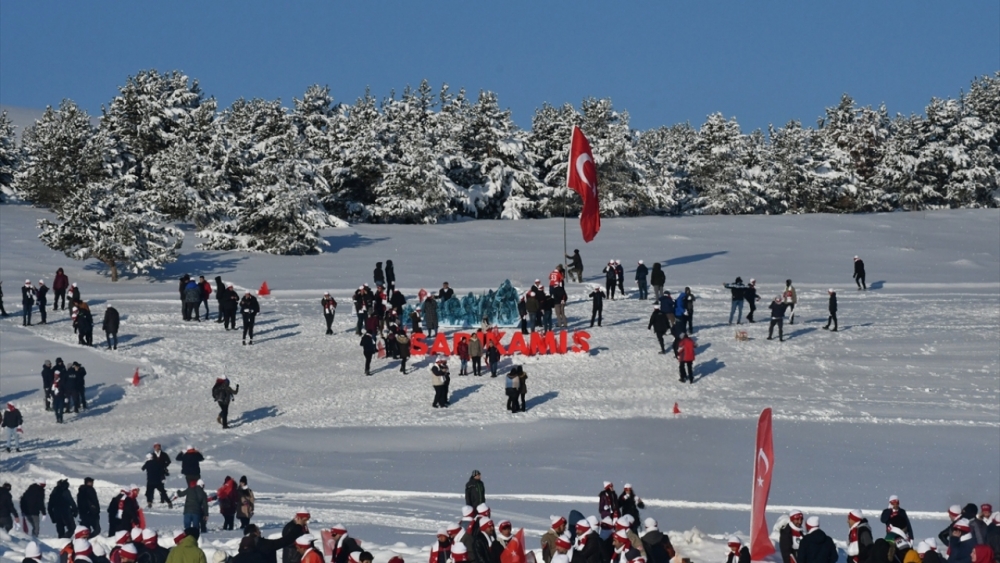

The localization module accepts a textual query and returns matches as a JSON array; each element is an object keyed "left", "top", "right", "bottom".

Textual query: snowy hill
[{"left": 0, "top": 204, "right": 997, "bottom": 559}]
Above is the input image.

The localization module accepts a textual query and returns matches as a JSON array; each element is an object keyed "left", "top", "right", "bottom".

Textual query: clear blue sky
[{"left": 1, "top": 1, "right": 997, "bottom": 132}]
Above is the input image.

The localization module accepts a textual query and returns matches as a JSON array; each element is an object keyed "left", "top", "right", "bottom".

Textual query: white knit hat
[
  {"left": 643, "top": 517, "right": 657, "bottom": 529},
  {"left": 727, "top": 536, "right": 741, "bottom": 546},
  {"left": 120, "top": 544, "right": 138, "bottom": 556},
  {"left": 91, "top": 543, "right": 107, "bottom": 557},
  {"left": 806, "top": 516, "right": 820, "bottom": 529},
  {"left": 25, "top": 542, "right": 42, "bottom": 559},
  {"left": 142, "top": 529, "right": 157, "bottom": 541},
  {"left": 461, "top": 505, "right": 474, "bottom": 517},
  {"left": 72, "top": 539, "right": 92, "bottom": 554},
  {"left": 130, "top": 528, "right": 143, "bottom": 541},
  {"left": 74, "top": 525, "right": 90, "bottom": 538},
  {"left": 916, "top": 542, "right": 930, "bottom": 555},
  {"left": 296, "top": 534, "right": 316, "bottom": 546},
  {"left": 924, "top": 538, "right": 938, "bottom": 550}
]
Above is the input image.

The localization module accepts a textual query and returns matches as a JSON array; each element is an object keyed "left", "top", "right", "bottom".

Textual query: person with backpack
[
  {"left": 213, "top": 378, "right": 240, "bottom": 429},
  {"left": 217, "top": 476, "right": 239, "bottom": 531},
  {"left": 322, "top": 293, "right": 337, "bottom": 335}
]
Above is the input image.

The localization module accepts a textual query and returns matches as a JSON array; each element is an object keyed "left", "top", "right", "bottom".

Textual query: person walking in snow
[
  {"left": 53, "top": 268, "right": 69, "bottom": 311},
  {"left": 603, "top": 262, "right": 617, "bottom": 300},
  {"left": 142, "top": 453, "right": 172, "bottom": 509},
  {"left": 198, "top": 276, "right": 213, "bottom": 320},
  {"left": 853, "top": 256, "right": 866, "bottom": 290},
  {"left": 768, "top": 296, "right": 789, "bottom": 341},
  {"left": 374, "top": 262, "right": 385, "bottom": 289},
  {"left": 217, "top": 475, "right": 239, "bottom": 531},
  {"left": 650, "top": 264, "right": 665, "bottom": 301},
  {"left": 212, "top": 378, "right": 239, "bottom": 429},
  {"left": 21, "top": 279, "right": 36, "bottom": 326},
  {"left": 240, "top": 291, "right": 260, "bottom": 345},
  {"left": 823, "top": 289, "right": 838, "bottom": 331},
  {"left": 615, "top": 261, "right": 625, "bottom": 297},
  {"left": 395, "top": 328, "right": 411, "bottom": 373},
  {"left": 745, "top": 279, "right": 761, "bottom": 323},
  {"left": 647, "top": 305, "right": 669, "bottom": 353},
  {"left": 673, "top": 289, "right": 688, "bottom": 330},
  {"left": 52, "top": 369, "right": 66, "bottom": 423},
  {"left": 784, "top": 280, "right": 798, "bottom": 324},
  {"left": 237, "top": 476, "right": 255, "bottom": 530},
  {"left": 724, "top": 277, "right": 747, "bottom": 325},
  {"left": 0, "top": 483, "right": 18, "bottom": 534},
  {"left": 683, "top": 287, "right": 696, "bottom": 333},
  {"left": 48, "top": 479, "right": 78, "bottom": 538},
  {"left": 2, "top": 402, "right": 23, "bottom": 453},
  {"left": 566, "top": 250, "right": 584, "bottom": 283},
  {"left": 360, "top": 331, "right": 378, "bottom": 376},
  {"left": 68, "top": 361, "right": 87, "bottom": 412},
  {"left": 676, "top": 333, "right": 695, "bottom": 384},
  {"left": 36, "top": 280, "right": 49, "bottom": 324},
  {"left": 176, "top": 446, "right": 204, "bottom": 482},
  {"left": 385, "top": 260, "right": 396, "bottom": 292},
  {"left": 176, "top": 479, "right": 209, "bottom": 532},
  {"left": 77, "top": 302, "right": 94, "bottom": 346},
  {"left": 217, "top": 282, "right": 239, "bottom": 330},
  {"left": 76, "top": 477, "right": 101, "bottom": 537},
  {"left": 431, "top": 356, "right": 450, "bottom": 408},
  {"left": 635, "top": 261, "right": 649, "bottom": 300},
  {"left": 103, "top": 304, "right": 120, "bottom": 350},
  {"left": 322, "top": 292, "right": 337, "bottom": 335},
  {"left": 20, "top": 480, "right": 46, "bottom": 537},
  {"left": 589, "top": 285, "right": 606, "bottom": 327},
  {"left": 69, "top": 282, "right": 81, "bottom": 307}
]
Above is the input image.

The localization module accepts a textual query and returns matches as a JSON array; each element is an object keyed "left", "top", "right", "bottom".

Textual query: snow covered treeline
[{"left": 1, "top": 71, "right": 998, "bottom": 271}]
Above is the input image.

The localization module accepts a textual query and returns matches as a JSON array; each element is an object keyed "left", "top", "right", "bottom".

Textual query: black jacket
[
  {"left": 37, "top": 285, "right": 49, "bottom": 303},
  {"left": 1, "top": 407, "right": 22, "bottom": 428},
  {"left": 47, "top": 481, "right": 78, "bottom": 521},
  {"left": 589, "top": 289, "right": 605, "bottom": 309},
  {"left": 575, "top": 533, "right": 603, "bottom": 563},
  {"left": 854, "top": 260, "right": 866, "bottom": 277},
  {"left": 176, "top": 450, "right": 204, "bottom": 477},
  {"left": 332, "top": 537, "right": 362, "bottom": 563},
  {"left": 651, "top": 268, "right": 666, "bottom": 287},
  {"left": 389, "top": 291, "right": 406, "bottom": 309},
  {"left": 779, "top": 524, "right": 799, "bottom": 563},
  {"left": 68, "top": 365, "right": 87, "bottom": 391},
  {"left": 20, "top": 483, "right": 46, "bottom": 516},
  {"left": 22, "top": 285, "right": 36, "bottom": 305},
  {"left": 618, "top": 489, "right": 643, "bottom": 524},
  {"left": 568, "top": 252, "right": 583, "bottom": 270},
  {"left": 385, "top": 262, "right": 396, "bottom": 285},
  {"left": 473, "top": 532, "right": 499, "bottom": 563},
  {"left": 604, "top": 267, "right": 617, "bottom": 284},
  {"left": 438, "top": 287, "right": 455, "bottom": 301},
  {"left": 142, "top": 459, "right": 167, "bottom": 484},
  {"left": 152, "top": 450, "right": 171, "bottom": 474},
  {"left": 745, "top": 285, "right": 760, "bottom": 304},
  {"left": 252, "top": 531, "right": 297, "bottom": 563},
  {"left": 465, "top": 477, "right": 485, "bottom": 507},
  {"left": 103, "top": 307, "right": 120, "bottom": 333},
  {"left": 77, "top": 484, "right": 100, "bottom": 520},
  {"left": 828, "top": 294, "right": 838, "bottom": 313},
  {"left": 727, "top": 547, "right": 751, "bottom": 563},
  {"left": 769, "top": 301, "right": 789, "bottom": 319},
  {"left": 281, "top": 520, "right": 308, "bottom": 563},
  {"left": 0, "top": 487, "right": 18, "bottom": 519},
  {"left": 798, "top": 530, "right": 838, "bottom": 563},
  {"left": 635, "top": 264, "right": 648, "bottom": 281},
  {"left": 42, "top": 364, "right": 55, "bottom": 388},
  {"left": 879, "top": 508, "right": 913, "bottom": 541},
  {"left": 240, "top": 295, "right": 260, "bottom": 315},
  {"left": 137, "top": 546, "right": 170, "bottom": 563},
  {"left": 641, "top": 530, "right": 674, "bottom": 563},
  {"left": 648, "top": 310, "right": 669, "bottom": 334},
  {"left": 725, "top": 281, "right": 747, "bottom": 300}
]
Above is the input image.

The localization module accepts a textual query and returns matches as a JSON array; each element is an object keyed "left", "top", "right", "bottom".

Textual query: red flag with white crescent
[
  {"left": 500, "top": 528, "right": 527, "bottom": 563},
  {"left": 750, "top": 408, "right": 776, "bottom": 560},
  {"left": 566, "top": 126, "right": 600, "bottom": 243}
]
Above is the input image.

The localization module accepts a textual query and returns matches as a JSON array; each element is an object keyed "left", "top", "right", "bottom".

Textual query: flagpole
[{"left": 563, "top": 126, "right": 574, "bottom": 279}]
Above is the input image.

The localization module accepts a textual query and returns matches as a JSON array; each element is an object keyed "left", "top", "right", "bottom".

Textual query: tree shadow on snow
[
  {"left": 253, "top": 331, "right": 300, "bottom": 344},
  {"left": 155, "top": 253, "right": 249, "bottom": 281},
  {"left": 695, "top": 358, "right": 725, "bottom": 381},
  {"left": 0, "top": 388, "right": 37, "bottom": 405},
  {"left": 524, "top": 391, "right": 558, "bottom": 410},
  {"left": 449, "top": 384, "right": 483, "bottom": 404},
  {"left": 786, "top": 327, "right": 817, "bottom": 340},
  {"left": 323, "top": 232, "right": 390, "bottom": 253},
  {"left": 869, "top": 281, "right": 885, "bottom": 290},
  {"left": 662, "top": 251, "right": 728, "bottom": 267},
  {"left": 234, "top": 405, "right": 279, "bottom": 426}
]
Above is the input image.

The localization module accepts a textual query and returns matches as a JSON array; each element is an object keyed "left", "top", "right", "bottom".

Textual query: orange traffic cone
[
  {"left": 672, "top": 402, "right": 681, "bottom": 415},
  {"left": 132, "top": 368, "right": 140, "bottom": 387},
  {"left": 258, "top": 281, "right": 270, "bottom": 296}
]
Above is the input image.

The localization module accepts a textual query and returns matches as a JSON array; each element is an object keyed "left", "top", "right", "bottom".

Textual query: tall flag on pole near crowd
[
  {"left": 566, "top": 126, "right": 601, "bottom": 243},
  {"left": 750, "top": 407, "right": 776, "bottom": 561}
]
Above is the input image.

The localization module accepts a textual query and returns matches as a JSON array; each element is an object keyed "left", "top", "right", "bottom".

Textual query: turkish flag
[
  {"left": 500, "top": 529, "right": 527, "bottom": 563},
  {"left": 750, "top": 408, "right": 776, "bottom": 560},
  {"left": 566, "top": 126, "right": 600, "bottom": 242}
]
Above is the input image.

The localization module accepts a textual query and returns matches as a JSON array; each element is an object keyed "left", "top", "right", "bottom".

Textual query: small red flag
[
  {"left": 500, "top": 529, "right": 526, "bottom": 563},
  {"left": 132, "top": 368, "right": 140, "bottom": 387},
  {"left": 566, "top": 126, "right": 600, "bottom": 243},
  {"left": 750, "top": 408, "right": 776, "bottom": 560}
]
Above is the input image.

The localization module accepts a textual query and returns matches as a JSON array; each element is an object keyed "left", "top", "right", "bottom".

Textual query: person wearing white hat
[
  {"left": 118, "top": 543, "right": 139, "bottom": 563},
  {"left": 635, "top": 260, "right": 649, "bottom": 300},
  {"left": 2, "top": 402, "right": 23, "bottom": 453},
  {"left": 541, "top": 516, "right": 569, "bottom": 563},
  {"left": 321, "top": 292, "right": 338, "bottom": 335},
  {"left": 797, "top": 517, "right": 837, "bottom": 563},
  {"left": 472, "top": 518, "right": 496, "bottom": 563},
  {"left": 176, "top": 478, "right": 209, "bottom": 533},
  {"left": 601, "top": 261, "right": 617, "bottom": 301},
  {"left": 853, "top": 256, "right": 866, "bottom": 290},
  {"left": 880, "top": 496, "right": 914, "bottom": 541},
  {"left": 21, "top": 279, "right": 37, "bottom": 326},
  {"left": 948, "top": 519, "right": 975, "bottom": 562},
  {"left": 239, "top": 290, "right": 260, "bottom": 345},
  {"left": 327, "top": 524, "right": 361, "bottom": 563},
  {"left": 780, "top": 509, "right": 805, "bottom": 563},
  {"left": 431, "top": 528, "right": 451, "bottom": 563},
  {"left": 295, "top": 534, "right": 323, "bottom": 563},
  {"left": 23, "top": 541, "right": 42, "bottom": 563},
  {"left": 430, "top": 355, "right": 451, "bottom": 408},
  {"left": 35, "top": 279, "right": 49, "bottom": 324},
  {"left": 613, "top": 260, "right": 625, "bottom": 297},
  {"left": 618, "top": 485, "right": 644, "bottom": 533},
  {"left": 589, "top": 284, "right": 606, "bottom": 327},
  {"left": 726, "top": 536, "right": 750, "bottom": 563},
  {"left": 846, "top": 509, "right": 873, "bottom": 563},
  {"left": 72, "top": 538, "right": 94, "bottom": 563},
  {"left": 640, "top": 518, "right": 674, "bottom": 563}
]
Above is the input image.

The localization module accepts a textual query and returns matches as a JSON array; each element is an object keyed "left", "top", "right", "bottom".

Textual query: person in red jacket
[
  {"left": 456, "top": 336, "right": 471, "bottom": 376},
  {"left": 198, "top": 276, "right": 213, "bottom": 320},
  {"left": 217, "top": 476, "right": 238, "bottom": 531},
  {"left": 53, "top": 268, "right": 69, "bottom": 311},
  {"left": 676, "top": 333, "right": 695, "bottom": 384}
]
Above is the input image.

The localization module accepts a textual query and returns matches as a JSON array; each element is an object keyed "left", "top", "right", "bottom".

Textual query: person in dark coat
[
  {"left": 599, "top": 482, "right": 619, "bottom": 521},
  {"left": 372, "top": 262, "right": 385, "bottom": 289},
  {"left": 880, "top": 496, "right": 914, "bottom": 540},
  {"left": 281, "top": 511, "right": 311, "bottom": 563},
  {"left": 682, "top": 288, "right": 696, "bottom": 333},
  {"left": 635, "top": 261, "right": 649, "bottom": 300},
  {"left": 618, "top": 485, "right": 644, "bottom": 531},
  {"left": 823, "top": 289, "right": 838, "bottom": 331},
  {"left": 389, "top": 289, "right": 406, "bottom": 317},
  {"left": 47, "top": 479, "right": 78, "bottom": 538},
  {"left": 0, "top": 482, "right": 19, "bottom": 533},
  {"left": 241, "top": 523, "right": 297, "bottom": 563},
  {"left": 726, "top": 537, "right": 752, "bottom": 563},
  {"left": 465, "top": 470, "right": 485, "bottom": 507},
  {"left": 723, "top": 277, "right": 747, "bottom": 325},
  {"left": 103, "top": 305, "right": 120, "bottom": 350},
  {"left": 198, "top": 275, "right": 213, "bottom": 320},
  {"left": 183, "top": 279, "right": 201, "bottom": 321},
  {"left": 176, "top": 481, "right": 209, "bottom": 532},
  {"left": 438, "top": 282, "right": 455, "bottom": 302},
  {"left": 213, "top": 378, "right": 240, "bottom": 429},
  {"left": 768, "top": 296, "right": 789, "bottom": 341},
  {"left": 21, "top": 280, "right": 36, "bottom": 326},
  {"left": 327, "top": 524, "right": 363, "bottom": 563},
  {"left": 36, "top": 280, "right": 49, "bottom": 324},
  {"left": 77, "top": 304, "right": 94, "bottom": 346},
  {"left": 77, "top": 477, "right": 101, "bottom": 537},
  {"left": 41, "top": 360, "right": 55, "bottom": 411},
  {"left": 179, "top": 274, "right": 191, "bottom": 318},
  {"left": 473, "top": 519, "right": 499, "bottom": 563},
  {"left": 240, "top": 292, "right": 260, "bottom": 345},
  {"left": 647, "top": 305, "right": 669, "bottom": 353},
  {"left": 854, "top": 256, "right": 867, "bottom": 290},
  {"left": 0, "top": 282, "right": 7, "bottom": 317},
  {"left": 650, "top": 263, "right": 666, "bottom": 300},
  {"left": 385, "top": 260, "right": 396, "bottom": 292},
  {"left": 589, "top": 286, "right": 605, "bottom": 327},
  {"left": 20, "top": 481, "right": 46, "bottom": 537},
  {"left": 640, "top": 519, "right": 674, "bottom": 563},
  {"left": 798, "top": 518, "right": 837, "bottom": 563},
  {"left": 846, "top": 510, "right": 873, "bottom": 563},
  {"left": 53, "top": 268, "right": 69, "bottom": 310},
  {"left": 214, "top": 276, "right": 228, "bottom": 323},
  {"left": 744, "top": 279, "right": 761, "bottom": 323},
  {"left": 142, "top": 454, "right": 171, "bottom": 508},
  {"left": 779, "top": 510, "right": 804, "bottom": 563},
  {"left": 602, "top": 263, "right": 617, "bottom": 300},
  {"left": 69, "top": 282, "right": 81, "bottom": 306},
  {"left": 564, "top": 250, "right": 584, "bottom": 283},
  {"left": 68, "top": 362, "right": 87, "bottom": 411},
  {"left": 218, "top": 282, "right": 239, "bottom": 330},
  {"left": 106, "top": 489, "right": 123, "bottom": 536},
  {"left": 3, "top": 402, "right": 23, "bottom": 453},
  {"left": 322, "top": 293, "right": 337, "bottom": 335},
  {"left": 361, "top": 332, "right": 378, "bottom": 376},
  {"left": 177, "top": 446, "right": 205, "bottom": 481}
]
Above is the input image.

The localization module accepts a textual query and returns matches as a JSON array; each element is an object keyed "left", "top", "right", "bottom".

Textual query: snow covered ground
[{"left": 1, "top": 205, "right": 997, "bottom": 560}]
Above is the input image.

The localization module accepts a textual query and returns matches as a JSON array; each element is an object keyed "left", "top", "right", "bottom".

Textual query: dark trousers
[
  {"left": 606, "top": 281, "right": 615, "bottom": 300},
  {"left": 223, "top": 513, "right": 235, "bottom": 530},
  {"left": 617, "top": 279, "right": 625, "bottom": 296},
  {"left": 106, "top": 331, "right": 118, "bottom": 349},
  {"left": 364, "top": 352, "right": 374, "bottom": 375},
  {"left": 75, "top": 388, "right": 87, "bottom": 410},
  {"left": 54, "top": 395, "right": 64, "bottom": 422},
  {"left": 768, "top": 318, "right": 784, "bottom": 340},
  {"left": 637, "top": 280, "right": 648, "bottom": 300},
  {"left": 679, "top": 361, "right": 693, "bottom": 382},
  {"left": 856, "top": 274, "right": 866, "bottom": 289},
  {"left": 506, "top": 388, "right": 519, "bottom": 412},
  {"left": 55, "top": 517, "right": 74, "bottom": 538},
  {"left": 746, "top": 301, "right": 757, "bottom": 322},
  {"left": 590, "top": 307, "right": 602, "bottom": 327},
  {"left": 44, "top": 387, "right": 53, "bottom": 410},
  {"left": 53, "top": 289, "right": 66, "bottom": 310},
  {"left": 472, "top": 356, "right": 482, "bottom": 375},
  {"left": 825, "top": 313, "right": 838, "bottom": 330},
  {"left": 201, "top": 298, "right": 210, "bottom": 318},
  {"left": 71, "top": 387, "right": 83, "bottom": 412},
  {"left": 183, "top": 301, "right": 194, "bottom": 320},
  {"left": 686, "top": 312, "right": 694, "bottom": 334},
  {"left": 22, "top": 303, "right": 32, "bottom": 325},
  {"left": 239, "top": 516, "right": 251, "bottom": 530},
  {"left": 146, "top": 481, "right": 169, "bottom": 504},
  {"left": 38, "top": 300, "right": 47, "bottom": 323},
  {"left": 82, "top": 329, "right": 93, "bottom": 346},
  {"left": 223, "top": 308, "right": 236, "bottom": 329},
  {"left": 519, "top": 385, "right": 527, "bottom": 411},
  {"left": 219, "top": 402, "right": 230, "bottom": 427},
  {"left": 324, "top": 313, "right": 335, "bottom": 334},
  {"left": 433, "top": 385, "right": 448, "bottom": 407},
  {"left": 399, "top": 355, "right": 408, "bottom": 373},
  {"left": 655, "top": 332, "right": 666, "bottom": 352},
  {"left": 242, "top": 314, "right": 256, "bottom": 341},
  {"left": 80, "top": 514, "right": 100, "bottom": 537},
  {"left": 356, "top": 313, "right": 365, "bottom": 335},
  {"left": 489, "top": 360, "right": 498, "bottom": 377}
]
